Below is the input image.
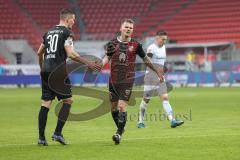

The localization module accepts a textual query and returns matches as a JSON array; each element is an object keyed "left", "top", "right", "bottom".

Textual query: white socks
[
  {"left": 139, "top": 100, "right": 147, "bottom": 123},
  {"left": 162, "top": 100, "right": 174, "bottom": 121},
  {"left": 139, "top": 100, "right": 174, "bottom": 123}
]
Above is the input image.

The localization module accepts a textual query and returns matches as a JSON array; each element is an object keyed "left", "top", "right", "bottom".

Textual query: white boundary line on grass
[
  {"left": 123, "top": 133, "right": 240, "bottom": 141},
  {"left": 0, "top": 133, "right": 239, "bottom": 148}
]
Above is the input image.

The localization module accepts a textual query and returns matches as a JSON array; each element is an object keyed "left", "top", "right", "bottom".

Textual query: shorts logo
[
  {"left": 119, "top": 52, "right": 126, "bottom": 63},
  {"left": 125, "top": 89, "right": 131, "bottom": 96}
]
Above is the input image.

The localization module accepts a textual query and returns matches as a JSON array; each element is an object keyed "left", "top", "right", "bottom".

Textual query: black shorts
[
  {"left": 109, "top": 83, "right": 133, "bottom": 102},
  {"left": 41, "top": 72, "right": 72, "bottom": 101}
]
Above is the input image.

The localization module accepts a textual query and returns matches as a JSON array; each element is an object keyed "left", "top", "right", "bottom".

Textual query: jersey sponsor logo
[
  {"left": 155, "top": 56, "right": 166, "bottom": 59},
  {"left": 119, "top": 52, "right": 126, "bottom": 63}
]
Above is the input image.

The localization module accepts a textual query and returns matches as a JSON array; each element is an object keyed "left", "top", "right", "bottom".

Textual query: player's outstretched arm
[
  {"left": 91, "top": 42, "right": 112, "bottom": 72},
  {"left": 102, "top": 55, "right": 110, "bottom": 66},
  {"left": 143, "top": 56, "right": 164, "bottom": 82},
  {"left": 37, "top": 43, "right": 45, "bottom": 71},
  {"left": 64, "top": 41, "right": 101, "bottom": 71},
  {"left": 90, "top": 55, "right": 110, "bottom": 72},
  {"left": 91, "top": 55, "right": 109, "bottom": 72}
]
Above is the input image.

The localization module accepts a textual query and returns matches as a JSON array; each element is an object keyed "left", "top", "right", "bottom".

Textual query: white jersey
[
  {"left": 146, "top": 43, "right": 166, "bottom": 74},
  {"left": 147, "top": 43, "right": 166, "bottom": 65},
  {"left": 144, "top": 43, "right": 167, "bottom": 98}
]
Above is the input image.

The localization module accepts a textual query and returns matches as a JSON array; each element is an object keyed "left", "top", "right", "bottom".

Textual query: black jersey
[{"left": 42, "top": 25, "right": 74, "bottom": 72}]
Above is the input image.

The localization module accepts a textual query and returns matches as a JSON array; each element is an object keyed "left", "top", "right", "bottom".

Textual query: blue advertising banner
[{"left": 0, "top": 72, "right": 240, "bottom": 85}]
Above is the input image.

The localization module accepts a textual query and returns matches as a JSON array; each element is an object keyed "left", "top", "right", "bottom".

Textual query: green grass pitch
[{"left": 0, "top": 87, "right": 239, "bottom": 160}]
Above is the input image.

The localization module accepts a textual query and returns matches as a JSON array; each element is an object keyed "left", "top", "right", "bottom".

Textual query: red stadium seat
[
  {"left": 18, "top": 0, "right": 81, "bottom": 41},
  {"left": 153, "top": 0, "right": 240, "bottom": 44},
  {"left": 78, "top": 0, "right": 154, "bottom": 40},
  {"left": 0, "top": 0, "right": 41, "bottom": 51},
  {"left": 1, "top": 0, "right": 240, "bottom": 47}
]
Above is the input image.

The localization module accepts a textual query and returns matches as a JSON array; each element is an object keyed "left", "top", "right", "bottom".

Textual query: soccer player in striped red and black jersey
[{"left": 100, "top": 19, "right": 164, "bottom": 144}]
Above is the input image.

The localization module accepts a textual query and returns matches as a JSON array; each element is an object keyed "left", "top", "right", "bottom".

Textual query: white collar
[{"left": 117, "top": 36, "right": 131, "bottom": 43}]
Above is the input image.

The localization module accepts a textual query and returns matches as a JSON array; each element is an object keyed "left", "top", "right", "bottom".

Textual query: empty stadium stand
[
  {"left": 0, "top": 0, "right": 240, "bottom": 57},
  {"left": 18, "top": 0, "right": 81, "bottom": 40},
  {"left": 134, "top": 0, "right": 191, "bottom": 38},
  {"left": 0, "top": 0, "right": 41, "bottom": 51},
  {"left": 78, "top": 0, "right": 154, "bottom": 39},
  {"left": 152, "top": 0, "right": 240, "bottom": 44}
]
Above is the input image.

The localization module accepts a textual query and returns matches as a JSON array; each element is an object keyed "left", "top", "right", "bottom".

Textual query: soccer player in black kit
[
  {"left": 37, "top": 9, "right": 98, "bottom": 146},
  {"left": 99, "top": 19, "right": 164, "bottom": 144}
]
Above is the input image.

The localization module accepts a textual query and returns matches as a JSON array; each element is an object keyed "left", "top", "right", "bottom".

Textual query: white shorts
[{"left": 143, "top": 83, "right": 168, "bottom": 99}]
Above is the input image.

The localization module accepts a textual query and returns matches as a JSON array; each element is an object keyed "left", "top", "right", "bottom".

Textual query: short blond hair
[{"left": 121, "top": 18, "right": 135, "bottom": 25}]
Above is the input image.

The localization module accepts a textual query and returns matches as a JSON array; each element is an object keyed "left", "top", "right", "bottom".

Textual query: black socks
[
  {"left": 38, "top": 106, "right": 49, "bottom": 139},
  {"left": 54, "top": 103, "right": 71, "bottom": 135},
  {"left": 117, "top": 112, "right": 127, "bottom": 135},
  {"left": 111, "top": 110, "right": 119, "bottom": 127}
]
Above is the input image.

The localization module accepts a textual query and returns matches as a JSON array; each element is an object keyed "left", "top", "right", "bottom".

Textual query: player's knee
[
  {"left": 118, "top": 100, "right": 128, "bottom": 112},
  {"left": 161, "top": 94, "right": 169, "bottom": 101},
  {"left": 63, "top": 98, "right": 73, "bottom": 105},
  {"left": 119, "top": 106, "right": 127, "bottom": 112},
  {"left": 41, "top": 100, "right": 52, "bottom": 108}
]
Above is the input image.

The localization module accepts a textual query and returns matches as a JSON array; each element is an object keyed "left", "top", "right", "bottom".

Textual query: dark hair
[
  {"left": 60, "top": 9, "right": 75, "bottom": 20},
  {"left": 156, "top": 31, "right": 167, "bottom": 36},
  {"left": 121, "top": 18, "right": 135, "bottom": 25}
]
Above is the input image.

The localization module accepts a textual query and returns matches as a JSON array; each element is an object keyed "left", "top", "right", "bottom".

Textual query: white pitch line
[
  {"left": 123, "top": 133, "right": 240, "bottom": 141},
  {"left": 0, "top": 133, "right": 239, "bottom": 148}
]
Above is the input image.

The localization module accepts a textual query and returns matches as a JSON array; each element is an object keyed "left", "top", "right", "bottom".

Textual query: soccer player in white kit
[{"left": 137, "top": 31, "right": 184, "bottom": 128}]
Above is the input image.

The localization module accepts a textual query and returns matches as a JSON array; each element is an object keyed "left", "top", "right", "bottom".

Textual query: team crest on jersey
[
  {"left": 128, "top": 46, "right": 134, "bottom": 52},
  {"left": 119, "top": 52, "right": 126, "bottom": 63}
]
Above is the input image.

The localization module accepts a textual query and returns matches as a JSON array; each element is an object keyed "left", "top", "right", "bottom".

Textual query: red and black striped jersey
[{"left": 105, "top": 37, "right": 146, "bottom": 84}]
